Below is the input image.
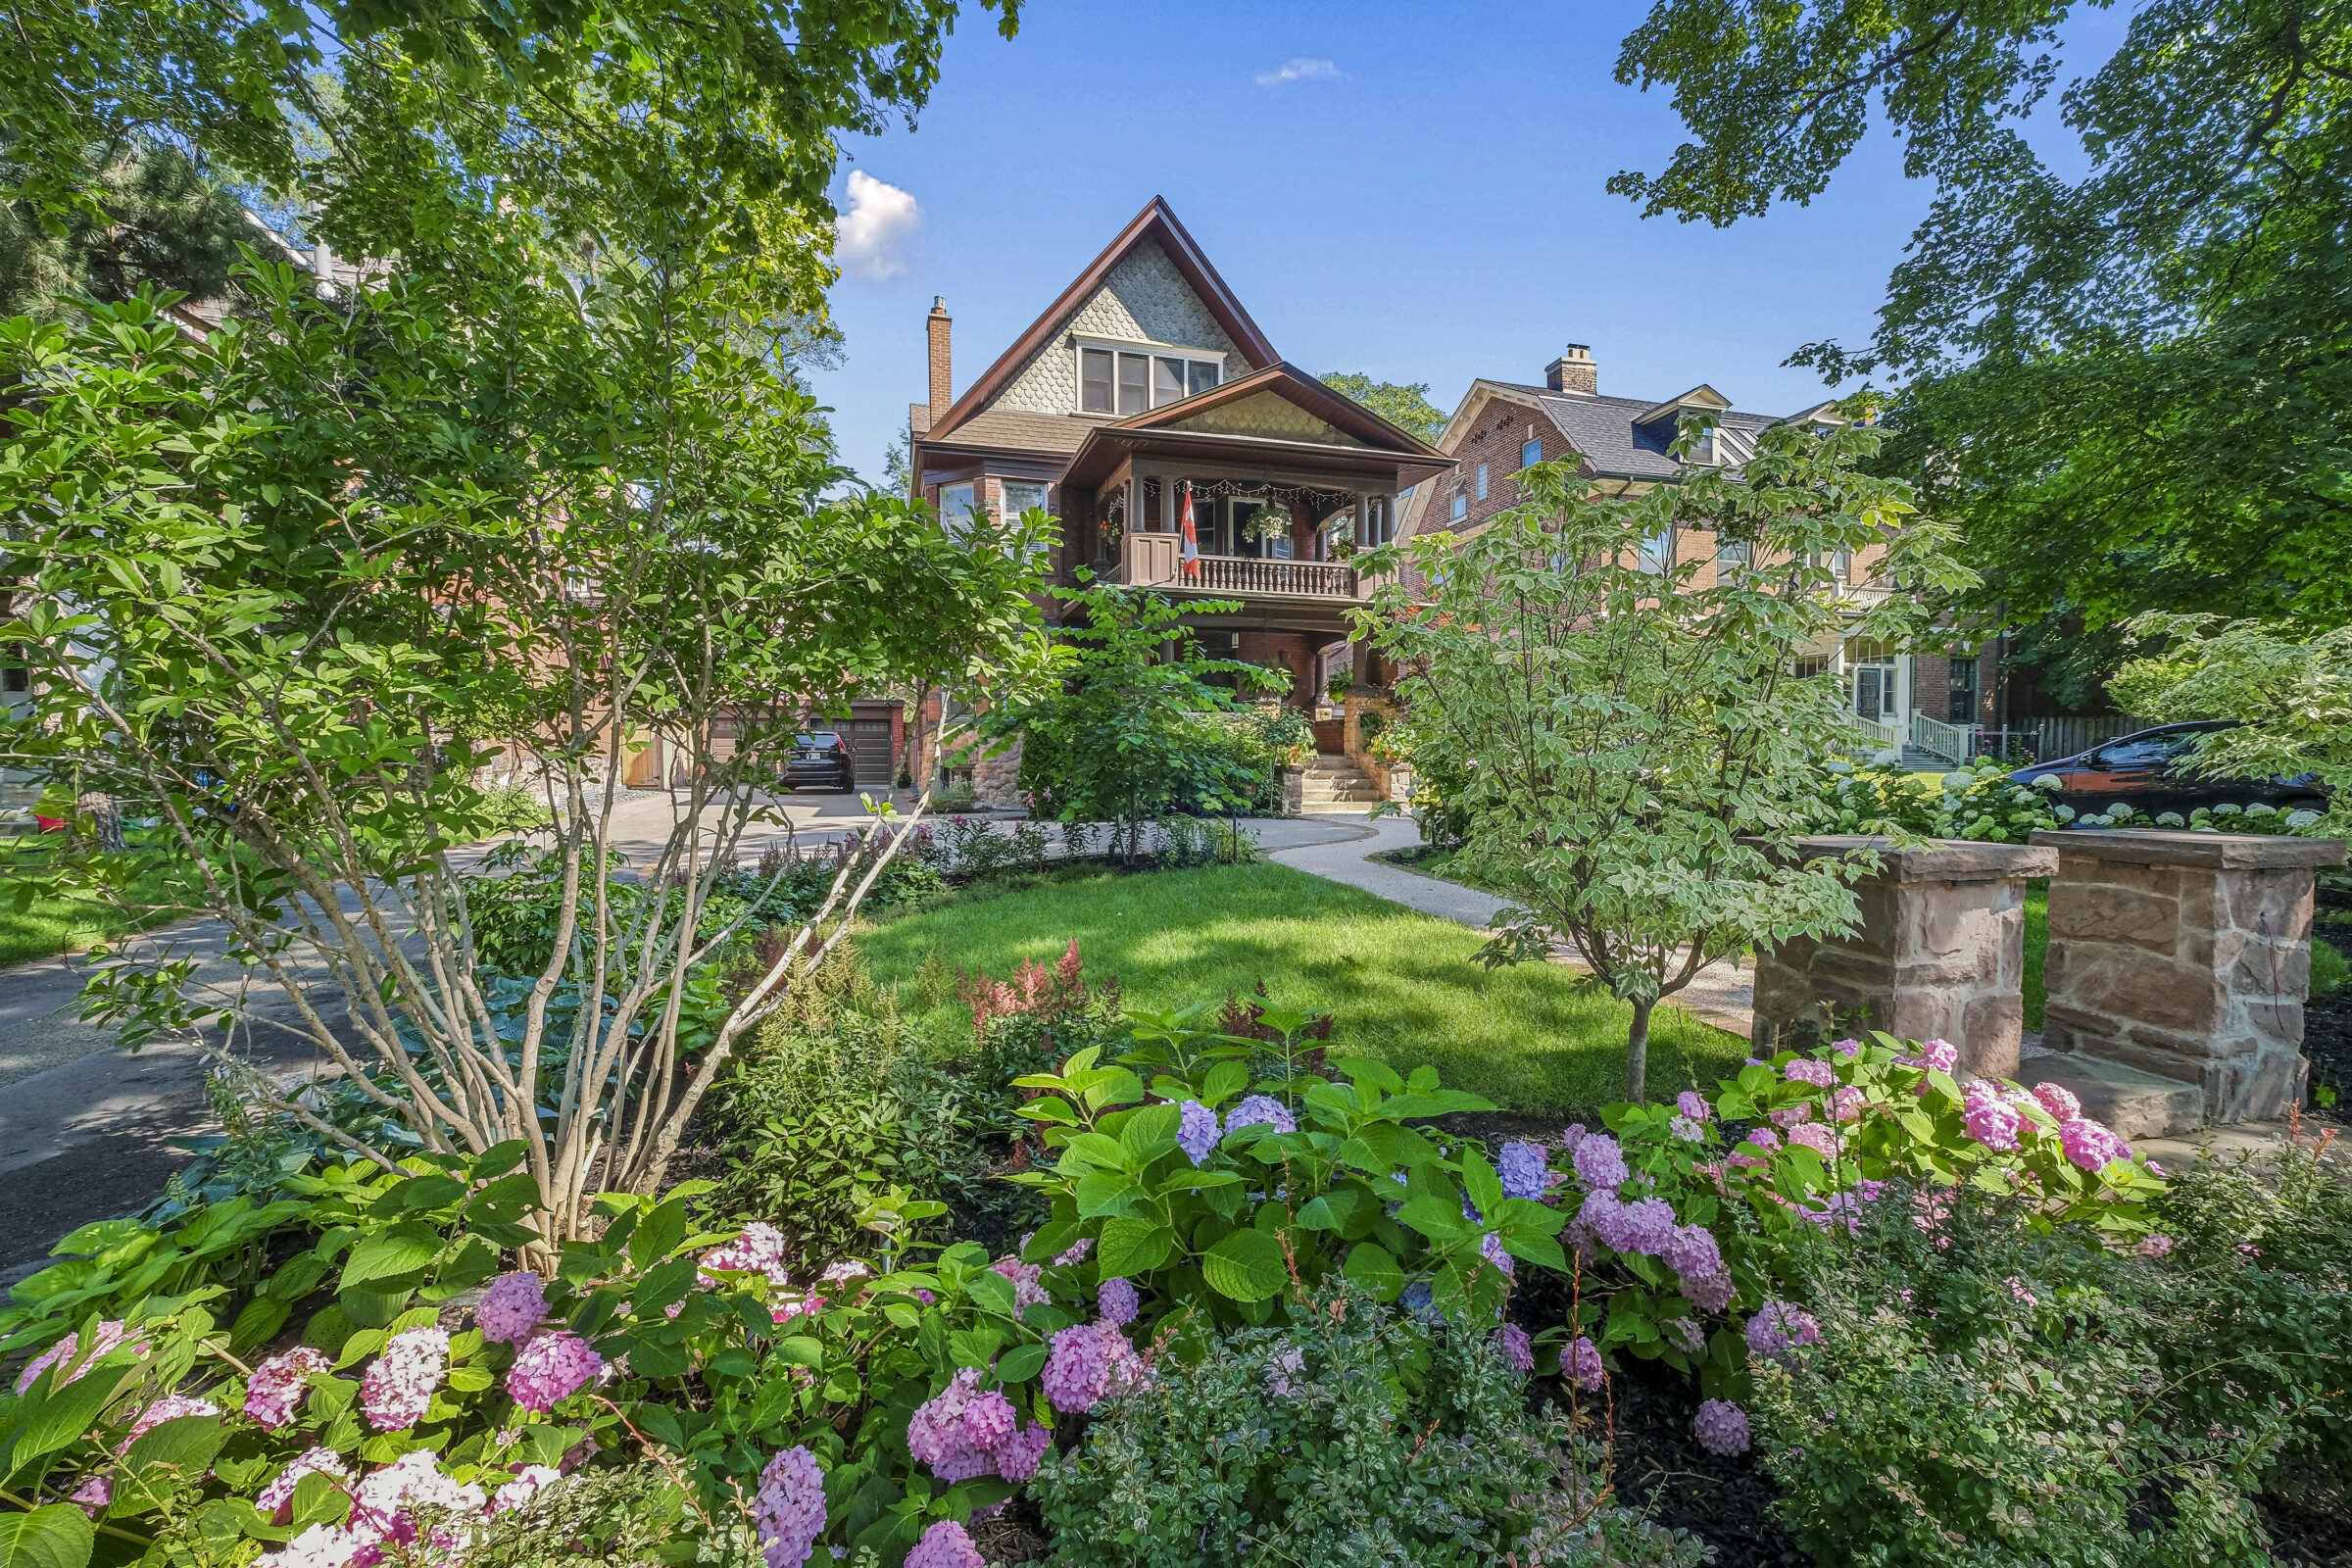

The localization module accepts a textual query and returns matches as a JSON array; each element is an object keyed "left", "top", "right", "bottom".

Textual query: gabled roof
[
  {"left": 1061, "top": 363, "right": 1453, "bottom": 490},
  {"left": 1631, "top": 384, "right": 1732, "bottom": 425},
  {"left": 1431, "top": 378, "right": 1783, "bottom": 487},
  {"left": 926, "top": 197, "right": 1280, "bottom": 446}
]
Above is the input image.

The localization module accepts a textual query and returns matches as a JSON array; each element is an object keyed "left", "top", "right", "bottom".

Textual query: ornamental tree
[
  {"left": 0, "top": 246, "right": 1046, "bottom": 1239},
  {"left": 1357, "top": 416, "right": 1971, "bottom": 1099}
]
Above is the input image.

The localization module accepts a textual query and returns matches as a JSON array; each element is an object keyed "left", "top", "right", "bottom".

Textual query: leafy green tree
[
  {"left": 1359, "top": 417, "right": 1971, "bottom": 1098},
  {"left": 1320, "top": 371, "right": 1447, "bottom": 444},
  {"left": 2111, "top": 614, "right": 2352, "bottom": 837},
  {"left": 1612, "top": 0, "right": 2352, "bottom": 651},
  {"left": 980, "top": 579, "right": 1286, "bottom": 858},
  {"left": 0, "top": 136, "right": 257, "bottom": 317}
]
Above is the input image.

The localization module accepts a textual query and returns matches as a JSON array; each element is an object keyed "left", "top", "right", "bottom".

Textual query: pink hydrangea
[
  {"left": 121, "top": 1393, "right": 220, "bottom": 1450},
  {"left": 1960, "top": 1083, "right": 2023, "bottom": 1152},
  {"left": 1784, "top": 1057, "right": 1836, "bottom": 1089},
  {"left": 819, "top": 1260, "right": 873, "bottom": 1286},
  {"left": 2137, "top": 1234, "right": 2177, "bottom": 1259},
  {"left": 1040, "top": 1321, "right": 1141, "bottom": 1414},
  {"left": 1693, "top": 1398, "right": 1750, "bottom": 1456},
  {"left": 69, "top": 1476, "right": 110, "bottom": 1517},
  {"left": 245, "top": 1347, "right": 333, "bottom": 1429},
  {"left": 1743, "top": 1300, "right": 1821, "bottom": 1358},
  {"left": 1662, "top": 1222, "right": 1724, "bottom": 1284},
  {"left": 257, "top": 1448, "right": 353, "bottom": 1525},
  {"left": 1098, "top": 1276, "right": 1139, "bottom": 1327},
  {"left": 700, "top": 1223, "right": 794, "bottom": 1290},
  {"left": 1494, "top": 1323, "right": 1535, "bottom": 1374},
  {"left": 2033, "top": 1083, "right": 2082, "bottom": 1121},
  {"left": 270, "top": 1447, "right": 487, "bottom": 1568},
  {"left": 2059, "top": 1116, "right": 2126, "bottom": 1172},
  {"left": 1830, "top": 1086, "right": 1865, "bottom": 1122},
  {"left": 360, "top": 1327, "right": 449, "bottom": 1432},
  {"left": 990, "top": 1255, "right": 1049, "bottom": 1313},
  {"left": 1676, "top": 1091, "right": 1711, "bottom": 1121},
  {"left": 1914, "top": 1039, "right": 1959, "bottom": 1073},
  {"left": 1829, "top": 1037, "right": 1862, "bottom": 1057},
  {"left": 750, "top": 1446, "right": 825, "bottom": 1568},
  {"left": 1729, "top": 1126, "right": 1781, "bottom": 1169},
  {"left": 1787, "top": 1123, "right": 1838, "bottom": 1157},
  {"left": 507, "top": 1330, "right": 606, "bottom": 1413},
  {"left": 16, "top": 1319, "right": 139, "bottom": 1394},
  {"left": 475, "top": 1273, "right": 551, "bottom": 1345},
  {"left": 1768, "top": 1102, "right": 1814, "bottom": 1129},
  {"left": 994, "top": 1419, "right": 1053, "bottom": 1482},
  {"left": 1562, "top": 1336, "right": 1604, "bottom": 1392},
  {"left": 905, "top": 1520, "right": 984, "bottom": 1568},
  {"left": 906, "top": 1369, "right": 1047, "bottom": 1483},
  {"left": 1571, "top": 1133, "right": 1629, "bottom": 1191},
  {"left": 1052, "top": 1238, "right": 1094, "bottom": 1267},
  {"left": 489, "top": 1465, "right": 560, "bottom": 1517}
]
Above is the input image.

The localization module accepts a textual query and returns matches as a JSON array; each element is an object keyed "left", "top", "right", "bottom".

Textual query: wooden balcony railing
[{"left": 1105, "top": 532, "right": 1360, "bottom": 599}]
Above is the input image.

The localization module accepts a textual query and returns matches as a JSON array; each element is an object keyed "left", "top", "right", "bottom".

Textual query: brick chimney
[
  {"left": 927, "top": 296, "right": 953, "bottom": 418},
  {"left": 1544, "top": 343, "right": 1596, "bottom": 395}
]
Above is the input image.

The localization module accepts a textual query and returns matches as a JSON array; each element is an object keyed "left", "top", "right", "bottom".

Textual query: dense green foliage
[
  {"left": 1613, "top": 0, "right": 2352, "bottom": 666},
  {"left": 0, "top": 137, "right": 255, "bottom": 318},
  {"left": 1315, "top": 372, "right": 1448, "bottom": 445},
  {"left": 1033, "top": 1288, "right": 1706, "bottom": 1568},
  {"left": 1806, "top": 757, "right": 2070, "bottom": 843},
  {"left": 1361, "top": 416, "right": 1970, "bottom": 1097}
]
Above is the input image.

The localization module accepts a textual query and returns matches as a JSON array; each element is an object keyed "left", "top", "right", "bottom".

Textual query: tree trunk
[
  {"left": 78, "top": 792, "right": 123, "bottom": 852},
  {"left": 1626, "top": 995, "right": 1654, "bottom": 1102}
]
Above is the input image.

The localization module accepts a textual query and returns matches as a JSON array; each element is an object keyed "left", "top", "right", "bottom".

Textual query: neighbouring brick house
[
  {"left": 908, "top": 197, "right": 1454, "bottom": 795},
  {"left": 1396, "top": 352, "right": 2016, "bottom": 764}
]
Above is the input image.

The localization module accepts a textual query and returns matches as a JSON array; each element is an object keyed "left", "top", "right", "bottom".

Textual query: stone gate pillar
[
  {"left": 2030, "top": 829, "right": 2347, "bottom": 1123},
  {"left": 1751, "top": 837, "right": 2057, "bottom": 1080}
]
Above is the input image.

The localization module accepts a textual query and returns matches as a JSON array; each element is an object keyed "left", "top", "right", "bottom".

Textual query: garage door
[{"left": 848, "top": 717, "right": 897, "bottom": 786}]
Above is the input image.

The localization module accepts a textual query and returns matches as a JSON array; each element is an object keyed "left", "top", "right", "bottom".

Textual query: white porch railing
[
  {"left": 1909, "top": 712, "right": 1974, "bottom": 765},
  {"left": 1853, "top": 714, "right": 1904, "bottom": 753}
]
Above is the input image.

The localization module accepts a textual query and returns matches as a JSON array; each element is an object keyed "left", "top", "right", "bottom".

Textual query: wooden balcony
[{"left": 1106, "top": 531, "right": 1361, "bottom": 600}]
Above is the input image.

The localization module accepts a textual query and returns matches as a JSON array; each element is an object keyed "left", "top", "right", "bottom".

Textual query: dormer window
[
  {"left": 1683, "top": 420, "right": 1716, "bottom": 466},
  {"left": 1078, "top": 342, "right": 1221, "bottom": 415}
]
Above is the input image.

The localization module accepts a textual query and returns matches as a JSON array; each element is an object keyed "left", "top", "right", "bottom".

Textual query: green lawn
[
  {"left": 855, "top": 861, "right": 1748, "bottom": 1116},
  {"left": 0, "top": 837, "right": 189, "bottom": 969}
]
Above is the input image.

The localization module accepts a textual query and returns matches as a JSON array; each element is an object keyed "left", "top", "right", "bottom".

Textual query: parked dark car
[
  {"left": 2009, "top": 720, "right": 2328, "bottom": 820},
  {"left": 782, "top": 731, "right": 857, "bottom": 792}
]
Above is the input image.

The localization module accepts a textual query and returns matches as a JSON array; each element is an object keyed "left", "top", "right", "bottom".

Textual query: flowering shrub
[
  {"left": 1004, "top": 1007, "right": 1564, "bottom": 1327},
  {"left": 1531, "top": 1033, "right": 2167, "bottom": 1430},
  {"left": 1808, "top": 757, "right": 2068, "bottom": 843},
  {"left": 1030, "top": 1287, "right": 1707, "bottom": 1568}
]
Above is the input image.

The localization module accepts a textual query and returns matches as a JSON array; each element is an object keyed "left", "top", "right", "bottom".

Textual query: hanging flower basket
[{"left": 1241, "top": 496, "right": 1291, "bottom": 542}]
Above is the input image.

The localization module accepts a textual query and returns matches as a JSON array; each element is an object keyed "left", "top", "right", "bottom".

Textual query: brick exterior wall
[
  {"left": 1906, "top": 647, "right": 2001, "bottom": 729},
  {"left": 1239, "top": 629, "right": 1328, "bottom": 710},
  {"left": 927, "top": 300, "right": 952, "bottom": 416},
  {"left": 992, "top": 240, "right": 1239, "bottom": 416}
]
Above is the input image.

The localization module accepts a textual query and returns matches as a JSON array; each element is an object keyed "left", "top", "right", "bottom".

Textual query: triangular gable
[
  {"left": 1633, "top": 384, "right": 1733, "bottom": 425},
  {"left": 1116, "top": 364, "right": 1448, "bottom": 456},
  {"left": 1165, "top": 390, "right": 1365, "bottom": 447},
  {"left": 927, "top": 197, "right": 1279, "bottom": 442}
]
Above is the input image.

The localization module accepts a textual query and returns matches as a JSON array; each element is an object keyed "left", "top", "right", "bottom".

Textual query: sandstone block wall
[
  {"left": 2031, "top": 829, "right": 2345, "bottom": 1122},
  {"left": 1751, "top": 837, "right": 2057, "bottom": 1080}
]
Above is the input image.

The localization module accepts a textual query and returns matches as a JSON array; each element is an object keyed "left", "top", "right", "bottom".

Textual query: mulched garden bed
[{"left": 2302, "top": 913, "right": 2352, "bottom": 1127}]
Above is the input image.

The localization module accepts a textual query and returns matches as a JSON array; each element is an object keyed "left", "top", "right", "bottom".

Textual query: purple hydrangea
[
  {"left": 990, "top": 1255, "right": 1049, "bottom": 1313},
  {"left": 1743, "top": 1300, "right": 1821, "bottom": 1358},
  {"left": 993, "top": 1419, "right": 1052, "bottom": 1482},
  {"left": 360, "top": 1327, "right": 449, "bottom": 1432},
  {"left": 1496, "top": 1141, "right": 1549, "bottom": 1200},
  {"left": 1961, "top": 1083, "right": 2023, "bottom": 1152},
  {"left": 1040, "top": 1322, "right": 1140, "bottom": 1414},
  {"left": 1176, "top": 1101, "right": 1221, "bottom": 1165},
  {"left": 1571, "top": 1133, "right": 1629, "bottom": 1192},
  {"left": 1830, "top": 1037, "right": 1862, "bottom": 1057},
  {"left": 1563, "top": 1336, "right": 1604, "bottom": 1392},
  {"left": 1675, "top": 1091, "right": 1711, "bottom": 1122},
  {"left": 1225, "top": 1095, "right": 1297, "bottom": 1136},
  {"left": 506, "top": 1330, "right": 606, "bottom": 1413},
  {"left": 1684, "top": 1271, "right": 1736, "bottom": 1314},
  {"left": 1693, "top": 1398, "right": 1751, "bottom": 1456},
  {"left": 1584, "top": 1191, "right": 1676, "bottom": 1257},
  {"left": 1494, "top": 1323, "right": 1535, "bottom": 1374},
  {"left": 750, "top": 1446, "right": 825, "bottom": 1568},
  {"left": 1787, "top": 1122, "right": 1838, "bottom": 1157},
  {"left": 1784, "top": 1057, "right": 1837, "bottom": 1089},
  {"left": 1662, "top": 1223, "right": 1724, "bottom": 1284},
  {"left": 1664, "top": 1317, "right": 1707, "bottom": 1355},
  {"left": 474, "top": 1272, "right": 550, "bottom": 1345},
  {"left": 905, "top": 1520, "right": 985, "bottom": 1568},
  {"left": 1098, "top": 1276, "right": 1139, "bottom": 1328},
  {"left": 1053, "top": 1237, "right": 1094, "bottom": 1267},
  {"left": 1479, "top": 1232, "right": 1515, "bottom": 1277},
  {"left": 255, "top": 1446, "right": 351, "bottom": 1524},
  {"left": 2059, "top": 1116, "right": 2126, "bottom": 1172},
  {"left": 244, "top": 1347, "right": 331, "bottom": 1430}
]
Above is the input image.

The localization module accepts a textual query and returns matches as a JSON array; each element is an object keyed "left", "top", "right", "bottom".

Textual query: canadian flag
[{"left": 1180, "top": 484, "right": 1200, "bottom": 577}]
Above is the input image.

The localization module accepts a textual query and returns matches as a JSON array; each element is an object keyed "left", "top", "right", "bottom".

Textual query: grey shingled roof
[{"left": 1494, "top": 381, "right": 1781, "bottom": 482}]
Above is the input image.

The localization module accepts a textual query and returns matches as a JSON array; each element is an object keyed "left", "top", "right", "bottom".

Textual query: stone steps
[
  {"left": 2021, "top": 1051, "right": 2206, "bottom": 1140},
  {"left": 1298, "top": 756, "right": 1382, "bottom": 815}
]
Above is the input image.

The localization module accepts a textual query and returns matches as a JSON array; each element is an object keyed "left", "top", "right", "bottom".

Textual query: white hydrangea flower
[
  {"left": 2034, "top": 774, "right": 2063, "bottom": 791},
  {"left": 2286, "top": 809, "right": 2322, "bottom": 829},
  {"left": 2157, "top": 811, "right": 2185, "bottom": 827},
  {"left": 2247, "top": 803, "right": 2278, "bottom": 817},
  {"left": 2053, "top": 806, "right": 2077, "bottom": 822},
  {"left": 1942, "top": 771, "right": 1975, "bottom": 791},
  {"left": 2213, "top": 802, "right": 2243, "bottom": 816}
]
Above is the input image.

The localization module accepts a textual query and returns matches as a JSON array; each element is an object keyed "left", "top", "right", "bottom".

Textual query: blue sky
[{"left": 808, "top": 0, "right": 2118, "bottom": 485}]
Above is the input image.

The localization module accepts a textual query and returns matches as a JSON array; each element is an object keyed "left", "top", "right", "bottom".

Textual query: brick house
[
  {"left": 1396, "top": 351, "right": 2007, "bottom": 763},
  {"left": 909, "top": 198, "right": 1453, "bottom": 714}
]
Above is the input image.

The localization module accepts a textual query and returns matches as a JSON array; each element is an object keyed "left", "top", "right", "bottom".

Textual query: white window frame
[
  {"left": 1637, "top": 523, "right": 1676, "bottom": 575},
  {"left": 938, "top": 482, "right": 976, "bottom": 538},
  {"left": 1072, "top": 335, "right": 1224, "bottom": 416},
  {"left": 999, "top": 479, "right": 1052, "bottom": 517},
  {"left": 1520, "top": 438, "right": 1543, "bottom": 469},
  {"left": 1476, "top": 464, "right": 1489, "bottom": 500},
  {"left": 1449, "top": 491, "right": 1467, "bottom": 521}
]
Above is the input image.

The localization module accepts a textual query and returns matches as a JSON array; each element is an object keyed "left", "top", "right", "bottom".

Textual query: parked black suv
[
  {"left": 2008, "top": 720, "right": 2328, "bottom": 820},
  {"left": 782, "top": 731, "right": 857, "bottom": 792}
]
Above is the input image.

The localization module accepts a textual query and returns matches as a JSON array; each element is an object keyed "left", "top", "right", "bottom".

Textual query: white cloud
[
  {"left": 835, "top": 171, "right": 920, "bottom": 280},
  {"left": 1254, "top": 57, "right": 1342, "bottom": 87}
]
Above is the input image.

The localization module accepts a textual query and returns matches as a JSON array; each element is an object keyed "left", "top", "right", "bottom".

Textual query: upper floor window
[
  {"left": 1079, "top": 344, "right": 1220, "bottom": 416},
  {"left": 1001, "top": 480, "right": 1052, "bottom": 517},
  {"left": 1520, "top": 438, "right": 1542, "bottom": 469},
  {"left": 1682, "top": 420, "right": 1716, "bottom": 466},
  {"left": 1449, "top": 491, "right": 1467, "bottom": 521},
  {"left": 1716, "top": 536, "right": 1750, "bottom": 575},
  {"left": 939, "top": 482, "right": 976, "bottom": 538},
  {"left": 1475, "top": 465, "right": 1490, "bottom": 500},
  {"left": 1638, "top": 524, "right": 1676, "bottom": 575}
]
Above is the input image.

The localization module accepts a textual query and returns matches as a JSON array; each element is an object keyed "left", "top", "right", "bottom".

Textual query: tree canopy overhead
[
  {"left": 1612, "top": 0, "right": 2352, "bottom": 643},
  {"left": 1320, "top": 372, "right": 1448, "bottom": 445}
]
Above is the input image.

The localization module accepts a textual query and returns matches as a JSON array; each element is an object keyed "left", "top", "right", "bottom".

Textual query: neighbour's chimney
[
  {"left": 927, "top": 296, "right": 953, "bottom": 418},
  {"left": 1544, "top": 343, "right": 1596, "bottom": 395}
]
